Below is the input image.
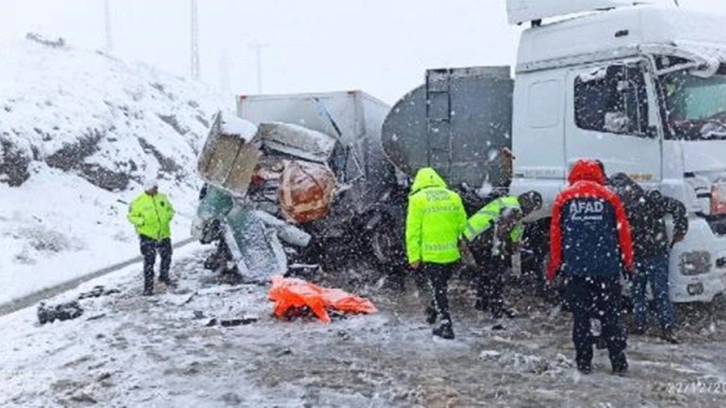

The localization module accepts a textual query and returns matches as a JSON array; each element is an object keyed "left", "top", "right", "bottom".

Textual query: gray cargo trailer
[{"left": 382, "top": 66, "right": 514, "bottom": 189}]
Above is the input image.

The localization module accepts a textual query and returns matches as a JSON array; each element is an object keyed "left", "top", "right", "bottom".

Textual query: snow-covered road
[{"left": 2, "top": 245, "right": 726, "bottom": 407}]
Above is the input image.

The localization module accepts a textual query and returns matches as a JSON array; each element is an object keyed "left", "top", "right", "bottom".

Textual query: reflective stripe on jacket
[
  {"left": 463, "top": 196, "right": 523, "bottom": 243},
  {"left": 127, "top": 192, "right": 175, "bottom": 240},
  {"left": 405, "top": 168, "right": 467, "bottom": 265}
]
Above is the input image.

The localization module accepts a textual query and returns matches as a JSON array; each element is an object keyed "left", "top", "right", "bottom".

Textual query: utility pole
[
  {"left": 218, "top": 50, "right": 230, "bottom": 93},
  {"left": 190, "top": 0, "right": 200, "bottom": 81},
  {"left": 248, "top": 42, "right": 268, "bottom": 94},
  {"left": 104, "top": 0, "right": 113, "bottom": 52}
]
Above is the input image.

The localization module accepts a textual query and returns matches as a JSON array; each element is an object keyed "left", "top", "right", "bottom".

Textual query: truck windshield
[{"left": 664, "top": 71, "right": 726, "bottom": 140}]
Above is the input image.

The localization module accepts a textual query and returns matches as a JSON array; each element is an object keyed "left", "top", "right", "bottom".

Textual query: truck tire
[{"left": 369, "top": 215, "right": 399, "bottom": 266}]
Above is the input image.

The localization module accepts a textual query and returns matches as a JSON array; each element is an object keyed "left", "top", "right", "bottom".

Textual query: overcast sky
[{"left": 1, "top": 0, "right": 725, "bottom": 103}]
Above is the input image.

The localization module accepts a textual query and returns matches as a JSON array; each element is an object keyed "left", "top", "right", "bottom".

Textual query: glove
[{"left": 671, "top": 233, "right": 685, "bottom": 248}]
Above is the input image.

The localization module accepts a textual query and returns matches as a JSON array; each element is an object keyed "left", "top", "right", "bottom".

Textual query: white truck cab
[{"left": 509, "top": 1, "right": 726, "bottom": 302}]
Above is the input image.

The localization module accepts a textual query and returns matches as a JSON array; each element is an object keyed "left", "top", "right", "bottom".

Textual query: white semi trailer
[
  {"left": 510, "top": 0, "right": 726, "bottom": 303},
  {"left": 384, "top": 0, "right": 726, "bottom": 303}
]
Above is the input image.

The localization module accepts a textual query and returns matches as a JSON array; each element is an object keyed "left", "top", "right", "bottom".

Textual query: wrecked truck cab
[
  {"left": 236, "top": 91, "right": 403, "bottom": 268},
  {"left": 193, "top": 113, "right": 317, "bottom": 281},
  {"left": 194, "top": 92, "right": 402, "bottom": 281}
]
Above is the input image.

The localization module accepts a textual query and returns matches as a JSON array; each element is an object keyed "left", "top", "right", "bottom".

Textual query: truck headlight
[{"left": 679, "top": 251, "right": 711, "bottom": 276}]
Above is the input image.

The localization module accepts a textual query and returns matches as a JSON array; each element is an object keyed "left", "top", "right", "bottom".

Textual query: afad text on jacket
[{"left": 548, "top": 159, "right": 634, "bottom": 281}]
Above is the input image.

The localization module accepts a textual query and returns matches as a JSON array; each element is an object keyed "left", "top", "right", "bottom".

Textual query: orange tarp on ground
[{"left": 268, "top": 275, "right": 377, "bottom": 323}]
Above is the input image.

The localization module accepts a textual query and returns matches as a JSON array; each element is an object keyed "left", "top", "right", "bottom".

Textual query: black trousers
[
  {"left": 425, "top": 263, "right": 455, "bottom": 325},
  {"left": 140, "top": 236, "right": 172, "bottom": 293},
  {"left": 566, "top": 276, "right": 627, "bottom": 368},
  {"left": 469, "top": 242, "right": 508, "bottom": 317}
]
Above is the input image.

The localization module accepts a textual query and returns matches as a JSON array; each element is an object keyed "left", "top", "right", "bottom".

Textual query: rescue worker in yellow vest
[
  {"left": 127, "top": 178, "right": 176, "bottom": 296},
  {"left": 406, "top": 167, "right": 467, "bottom": 340},
  {"left": 462, "top": 191, "right": 542, "bottom": 322}
]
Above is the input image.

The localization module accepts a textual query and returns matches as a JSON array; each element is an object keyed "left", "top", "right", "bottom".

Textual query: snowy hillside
[{"left": 0, "top": 35, "right": 230, "bottom": 304}]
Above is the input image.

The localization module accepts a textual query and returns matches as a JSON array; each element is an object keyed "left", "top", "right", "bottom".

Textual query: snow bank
[{"left": 0, "top": 37, "right": 230, "bottom": 304}]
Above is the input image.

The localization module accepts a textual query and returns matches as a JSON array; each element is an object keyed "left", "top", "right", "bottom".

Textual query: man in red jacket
[{"left": 548, "top": 159, "right": 634, "bottom": 375}]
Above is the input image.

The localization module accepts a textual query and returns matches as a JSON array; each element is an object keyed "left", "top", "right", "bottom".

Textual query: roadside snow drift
[{"left": 0, "top": 35, "right": 230, "bottom": 304}]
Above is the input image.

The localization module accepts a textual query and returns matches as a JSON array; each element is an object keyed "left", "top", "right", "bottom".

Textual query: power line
[
  {"left": 218, "top": 50, "right": 230, "bottom": 93},
  {"left": 248, "top": 42, "right": 268, "bottom": 94},
  {"left": 104, "top": 0, "right": 113, "bottom": 51},
  {"left": 190, "top": 0, "right": 200, "bottom": 80}
]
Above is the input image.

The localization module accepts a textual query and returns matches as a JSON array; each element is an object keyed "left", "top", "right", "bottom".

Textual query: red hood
[{"left": 568, "top": 159, "right": 606, "bottom": 185}]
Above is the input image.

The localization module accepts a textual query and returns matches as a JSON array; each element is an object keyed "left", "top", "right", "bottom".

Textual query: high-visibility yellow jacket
[
  {"left": 405, "top": 167, "right": 467, "bottom": 265},
  {"left": 127, "top": 192, "right": 175, "bottom": 240},
  {"left": 462, "top": 196, "right": 524, "bottom": 244}
]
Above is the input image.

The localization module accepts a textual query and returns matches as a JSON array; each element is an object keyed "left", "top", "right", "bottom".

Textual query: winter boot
[
  {"left": 560, "top": 298, "right": 572, "bottom": 313},
  {"left": 143, "top": 272, "right": 154, "bottom": 296},
  {"left": 503, "top": 308, "right": 518, "bottom": 319},
  {"left": 577, "top": 361, "right": 592, "bottom": 375},
  {"left": 433, "top": 322, "right": 455, "bottom": 340},
  {"left": 425, "top": 306, "right": 438, "bottom": 325},
  {"left": 631, "top": 323, "right": 646, "bottom": 336},
  {"left": 611, "top": 352, "right": 629, "bottom": 375},
  {"left": 661, "top": 326, "right": 680, "bottom": 344},
  {"left": 491, "top": 322, "right": 506, "bottom": 331}
]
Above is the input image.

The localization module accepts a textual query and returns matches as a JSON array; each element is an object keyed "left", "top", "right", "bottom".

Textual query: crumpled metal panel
[
  {"left": 197, "top": 112, "right": 262, "bottom": 198},
  {"left": 257, "top": 122, "right": 337, "bottom": 163},
  {"left": 279, "top": 160, "right": 337, "bottom": 224}
]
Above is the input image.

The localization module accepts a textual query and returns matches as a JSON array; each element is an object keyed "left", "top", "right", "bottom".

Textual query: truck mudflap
[{"left": 669, "top": 217, "right": 726, "bottom": 303}]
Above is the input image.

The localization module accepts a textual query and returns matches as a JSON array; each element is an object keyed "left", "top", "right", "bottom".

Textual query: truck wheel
[
  {"left": 371, "top": 229, "right": 406, "bottom": 291},
  {"left": 370, "top": 221, "right": 397, "bottom": 266}
]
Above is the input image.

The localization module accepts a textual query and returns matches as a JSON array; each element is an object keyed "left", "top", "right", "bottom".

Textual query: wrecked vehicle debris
[
  {"left": 78, "top": 285, "right": 121, "bottom": 300},
  {"left": 205, "top": 317, "right": 259, "bottom": 327},
  {"left": 37, "top": 300, "right": 84, "bottom": 325},
  {"left": 192, "top": 91, "right": 402, "bottom": 282}
]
